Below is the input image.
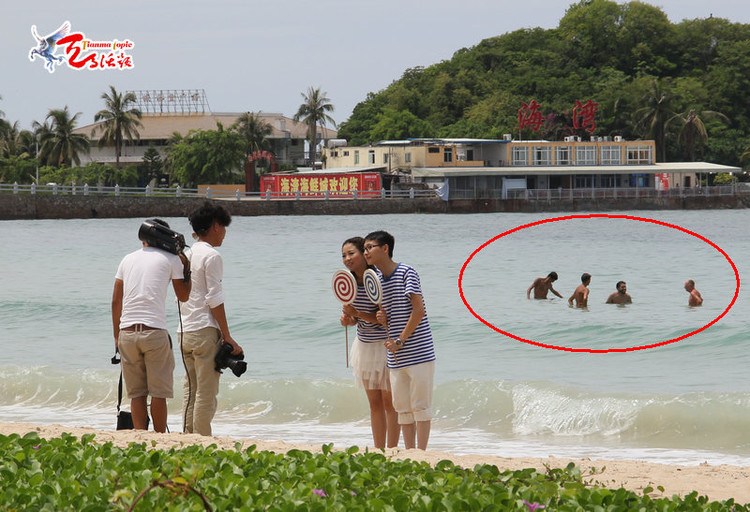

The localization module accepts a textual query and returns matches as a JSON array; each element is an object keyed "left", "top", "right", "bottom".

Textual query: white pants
[{"left": 389, "top": 361, "right": 435, "bottom": 424}]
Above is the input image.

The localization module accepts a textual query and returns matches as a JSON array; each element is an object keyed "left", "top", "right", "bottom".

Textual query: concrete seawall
[{"left": 1, "top": 194, "right": 749, "bottom": 220}]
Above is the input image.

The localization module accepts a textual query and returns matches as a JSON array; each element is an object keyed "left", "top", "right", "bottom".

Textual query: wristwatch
[{"left": 394, "top": 338, "right": 403, "bottom": 347}]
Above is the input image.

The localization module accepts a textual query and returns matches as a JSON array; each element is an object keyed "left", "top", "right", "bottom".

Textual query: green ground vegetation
[{"left": 0, "top": 432, "right": 746, "bottom": 511}]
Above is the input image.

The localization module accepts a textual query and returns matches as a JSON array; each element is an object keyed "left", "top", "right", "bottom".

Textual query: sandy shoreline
[{"left": 1, "top": 422, "right": 748, "bottom": 504}]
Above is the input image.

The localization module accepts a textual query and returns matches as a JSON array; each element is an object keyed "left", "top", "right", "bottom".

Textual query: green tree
[
  {"left": 557, "top": 0, "right": 623, "bottom": 70},
  {"left": 140, "top": 145, "right": 163, "bottom": 185},
  {"left": 93, "top": 85, "right": 143, "bottom": 167},
  {"left": 668, "top": 109, "right": 728, "bottom": 161},
  {"left": 293, "top": 87, "right": 336, "bottom": 164},
  {"left": 369, "top": 108, "right": 433, "bottom": 141},
  {"left": 40, "top": 107, "right": 90, "bottom": 167},
  {"left": 232, "top": 112, "right": 273, "bottom": 154},
  {"left": 617, "top": 1, "right": 675, "bottom": 75},
  {"left": 0, "top": 155, "right": 37, "bottom": 183},
  {"left": 633, "top": 78, "right": 676, "bottom": 162},
  {"left": 167, "top": 123, "right": 245, "bottom": 186}
]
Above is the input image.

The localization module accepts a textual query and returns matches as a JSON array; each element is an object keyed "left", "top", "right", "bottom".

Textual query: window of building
[
  {"left": 532, "top": 146, "right": 551, "bottom": 166},
  {"left": 601, "top": 145, "right": 621, "bottom": 165},
  {"left": 342, "top": 151, "right": 349, "bottom": 157},
  {"left": 629, "top": 174, "right": 649, "bottom": 187},
  {"left": 368, "top": 150, "right": 375, "bottom": 164},
  {"left": 512, "top": 146, "right": 528, "bottom": 166},
  {"left": 576, "top": 146, "right": 597, "bottom": 165},
  {"left": 444, "top": 148, "right": 453, "bottom": 162},
  {"left": 556, "top": 146, "right": 571, "bottom": 165},
  {"left": 600, "top": 175, "right": 617, "bottom": 188},
  {"left": 354, "top": 151, "right": 360, "bottom": 165},
  {"left": 428, "top": 147, "right": 440, "bottom": 153},
  {"left": 627, "top": 146, "right": 652, "bottom": 164},
  {"left": 466, "top": 149, "right": 474, "bottom": 161},
  {"left": 383, "top": 153, "right": 389, "bottom": 164},
  {"left": 574, "top": 174, "right": 594, "bottom": 188},
  {"left": 405, "top": 152, "right": 412, "bottom": 163}
]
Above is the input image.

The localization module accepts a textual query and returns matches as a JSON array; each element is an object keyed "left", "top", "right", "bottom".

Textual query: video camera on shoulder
[{"left": 138, "top": 219, "right": 186, "bottom": 255}]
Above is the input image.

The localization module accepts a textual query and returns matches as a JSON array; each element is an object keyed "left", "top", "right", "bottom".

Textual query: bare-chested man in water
[
  {"left": 606, "top": 281, "right": 632, "bottom": 305},
  {"left": 526, "top": 272, "right": 563, "bottom": 300},
  {"left": 568, "top": 273, "right": 591, "bottom": 308},
  {"left": 684, "top": 279, "right": 703, "bottom": 306}
]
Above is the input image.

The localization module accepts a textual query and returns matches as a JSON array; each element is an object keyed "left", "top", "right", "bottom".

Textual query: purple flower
[
  {"left": 33, "top": 445, "right": 41, "bottom": 450},
  {"left": 312, "top": 489, "right": 327, "bottom": 498},
  {"left": 523, "top": 501, "right": 545, "bottom": 511}
]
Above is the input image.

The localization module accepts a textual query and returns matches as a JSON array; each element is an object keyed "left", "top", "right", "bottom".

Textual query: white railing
[
  {"left": 507, "top": 185, "right": 744, "bottom": 200},
  {"left": 0, "top": 183, "right": 438, "bottom": 200},
  {"left": 4, "top": 182, "right": 746, "bottom": 201}
]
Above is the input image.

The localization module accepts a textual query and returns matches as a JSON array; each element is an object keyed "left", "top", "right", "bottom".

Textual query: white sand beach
[{"left": 2, "top": 422, "right": 748, "bottom": 504}]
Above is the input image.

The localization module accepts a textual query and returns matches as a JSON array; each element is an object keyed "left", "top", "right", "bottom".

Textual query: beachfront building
[
  {"left": 75, "top": 111, "right": 337, "bottom": 168},
  {"left": 322, "top": 137, "right": 741, "bottom": 199},
  {"left": 72, "top": 90, "right": 337, "bottom": 171}
]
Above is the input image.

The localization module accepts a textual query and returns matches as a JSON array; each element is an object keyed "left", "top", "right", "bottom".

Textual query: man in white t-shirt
[
  {"left": 112, "top": 219, "right": 191, "bottom": 432},
  {"left": 179, "top": 202, "right": 244, "bottom": 436}
]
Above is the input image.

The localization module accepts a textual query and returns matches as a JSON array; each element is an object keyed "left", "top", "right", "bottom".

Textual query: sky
[{"left": 1, "top": 0, "right": 748, "bottom": 131}]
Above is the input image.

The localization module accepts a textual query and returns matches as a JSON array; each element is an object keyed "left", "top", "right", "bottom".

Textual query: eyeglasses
[{"left": 363, "top": 244, "right": 381, "bottom": 252}]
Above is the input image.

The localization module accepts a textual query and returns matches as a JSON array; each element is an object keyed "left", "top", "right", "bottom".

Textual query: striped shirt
[
  {"left": 352, "top": 284, "right": 387, "bottom": 342},
  {"left": 379, "top": 263, "right": 436, "bottom": 369}
]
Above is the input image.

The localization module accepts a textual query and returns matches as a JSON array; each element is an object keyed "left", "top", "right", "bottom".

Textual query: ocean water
[{"left": 1, "top": 210, "right": 749, "bottom": 465}]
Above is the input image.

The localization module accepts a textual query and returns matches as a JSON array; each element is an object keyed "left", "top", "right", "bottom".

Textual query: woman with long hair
[{"left": 340, "top": 236, "right": 399, "bottom": 449}]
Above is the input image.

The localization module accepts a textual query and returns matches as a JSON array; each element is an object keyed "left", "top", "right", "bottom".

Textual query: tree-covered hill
[{"left": 337, "top": 0, "right": 750, "bottom": 166}]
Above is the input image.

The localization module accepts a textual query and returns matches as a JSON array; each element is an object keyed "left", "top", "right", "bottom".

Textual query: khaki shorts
[
  {"left": 389, "top": 360, "right": 435, "bottom": 424},
  {"left": 118, "top": 329, "right": 175, "bottom": 399}
]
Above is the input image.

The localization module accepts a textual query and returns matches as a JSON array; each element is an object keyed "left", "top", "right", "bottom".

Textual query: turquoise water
[{"left": 1, "top": 210, "right": 749, "bottom": 464}]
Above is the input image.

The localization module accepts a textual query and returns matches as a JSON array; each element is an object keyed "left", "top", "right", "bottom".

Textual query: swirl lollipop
[
  {"left": 362, "top": 268, "right": 383, "bottom": 305},
  {"left": 362, "top": 269, "right": 398, "bottom": 362},
  {"left": 332, "top": 270, "right": 357, "bottom": 366},
  {"left": 331, "top": 270, "right": 357, "bottom": 305}
]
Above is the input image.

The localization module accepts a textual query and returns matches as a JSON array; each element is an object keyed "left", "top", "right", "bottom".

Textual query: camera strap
[{"left": 117, "top": 372, "right": 125, "bottom": 413}]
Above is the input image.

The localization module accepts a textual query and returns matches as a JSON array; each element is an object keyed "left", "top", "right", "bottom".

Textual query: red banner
[{"left": 260, "top": 173, "right": 382, "bottom": 198}]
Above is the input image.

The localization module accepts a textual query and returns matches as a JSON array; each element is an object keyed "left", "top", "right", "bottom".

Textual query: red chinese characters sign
[
  {"left": 260, "top": 173, "right": 381, "bottom": 199},
  {"left": 572, "top": 99, "right": 599, "bottom": 134},
  {"left": 517, "top": 100, "right": 544, "bottom": 132},
  {"left": 518, "top": 99, "right": 599, "bottom": 134}
]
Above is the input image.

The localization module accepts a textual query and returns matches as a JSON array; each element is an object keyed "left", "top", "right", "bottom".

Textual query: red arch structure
[{"left": 245, "top": 150, "right": 278, "bottom": 192}]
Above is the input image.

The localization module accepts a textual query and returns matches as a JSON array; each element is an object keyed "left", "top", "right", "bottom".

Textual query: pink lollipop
[{"left": 332, "top": 270, "right": 357, "bottom": 304}]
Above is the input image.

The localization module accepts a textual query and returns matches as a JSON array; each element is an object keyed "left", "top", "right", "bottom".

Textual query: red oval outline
[{"left": 458, "top": 214, "right": 741, "bottom": 353}]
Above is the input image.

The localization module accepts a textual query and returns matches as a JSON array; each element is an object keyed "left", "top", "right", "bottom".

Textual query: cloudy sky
[{"left": 1, "top": 0, "right": 748, "bottom": 130}]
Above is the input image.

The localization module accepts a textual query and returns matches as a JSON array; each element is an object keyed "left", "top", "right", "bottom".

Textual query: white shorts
[
  {"left": 349, "top": 337, "right": 390, "bottom": 390},
  {"left": 389, "top": 360, "right": 435, "bottom": 424}
]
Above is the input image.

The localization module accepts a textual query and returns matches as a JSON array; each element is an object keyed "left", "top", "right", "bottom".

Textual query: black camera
[
  {"left": 215, "top": 343, "right": 247, "bottom": 377},
  {"left": 138, "top": 219, "right": 186, "bottom": 255}
]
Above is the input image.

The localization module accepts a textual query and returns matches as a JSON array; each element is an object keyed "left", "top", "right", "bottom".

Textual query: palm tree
[
  {"left": 40, "top": 107, "right": 90, "bottom": 167},
  {"left": 740, "top": 145, "right": 750, "bottom": 168},
  {"left": 93, "top": 85, "right": 142, "bottom": 167},
  {"left": 0, "top": 120, "right": 25, "bottom": 158},
  {"left": 293, "top": 87, "right": 336, "bottom": 165},
  {"left": 233, "top": 112, "right": 273, "bottom": 154},
  {"left": 32, "top": 120, "right": 53, "bottom": 166},
  {"left": 667, "top": 109, "right": 729, "bottom": 162},
  {"left": 634, "top": 78, "right": 675, "bottom": 162}
]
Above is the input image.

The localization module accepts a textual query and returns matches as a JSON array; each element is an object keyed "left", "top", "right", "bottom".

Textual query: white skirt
[{"left": 349, "top": 337, "right": 390, "bottom": 390}]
